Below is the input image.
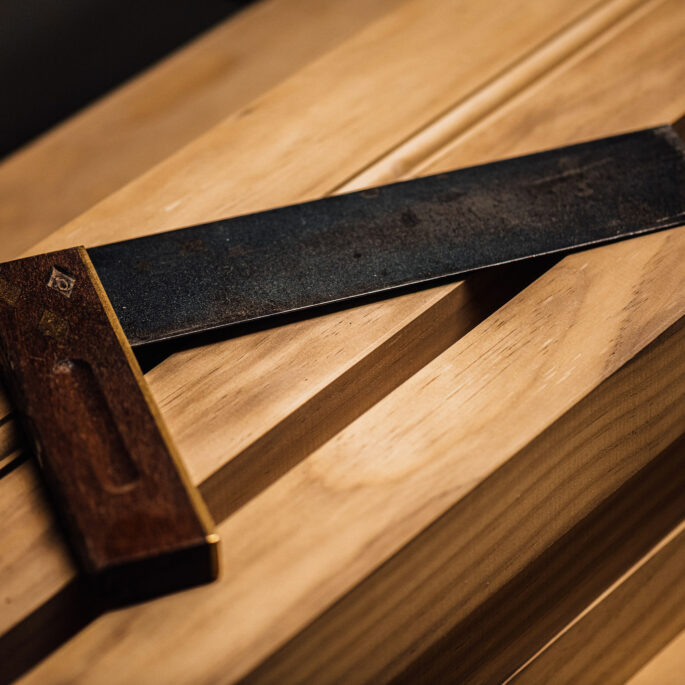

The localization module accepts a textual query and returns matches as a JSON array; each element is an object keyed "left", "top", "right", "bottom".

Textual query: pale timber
[
  {"left": 21, "top": 229, "right": 685, "bottom": 684},
  {"left": 0, "top": 0, "right": 404, "bottom": 260},
  {"left": 628, "top": 629, "right": 685, "bottom": 685},
  {"left": 1, "top": 0, "right": 611, "bottom": 645},
  {"left": 1, "top": 0, "right": 684, "bottom": 681},
  {"left": 509, "top": 516, "right": 685, "bottom": 684}
]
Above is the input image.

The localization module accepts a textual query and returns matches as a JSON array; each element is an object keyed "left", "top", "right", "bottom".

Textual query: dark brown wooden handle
[{"left": 0, "top": 247, "right": 218, "bottom": 603}]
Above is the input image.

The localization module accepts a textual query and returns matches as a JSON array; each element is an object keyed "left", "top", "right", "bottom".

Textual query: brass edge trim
[{"left": 78, "top": 247, "right": 220, "bottom": 548}]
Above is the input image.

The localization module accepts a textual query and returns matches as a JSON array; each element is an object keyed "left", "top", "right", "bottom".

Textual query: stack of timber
[{"left": 0, "top": 0, "right": 683, "bottom": 682}]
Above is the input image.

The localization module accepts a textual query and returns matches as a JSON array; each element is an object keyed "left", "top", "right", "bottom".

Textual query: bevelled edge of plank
[
  {"left": 627, "top": 628, "right": 685, "bottom": 685},
  {"left": 19, "top": 226, "right": 685, "bottom": 684},
  {"left": 0, "top": 0, "right": 404, "bottom": 260},
  {"left": 0, "top": 249, "right": 218, "bottom": 603},
  {"left": 424, "top": 0, "right": 685, "bottom": 173},
  {"left": 395, "top": 435, "right": 685, "bottom": 684},
  {"left": 336, "top": 0, "right": 654, "bottom": 192},
  {"left": 509, "top": 516, "right": 685, "bottom": 685}
]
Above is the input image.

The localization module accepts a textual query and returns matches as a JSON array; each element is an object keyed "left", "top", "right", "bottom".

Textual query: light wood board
[
  {"left": 0, "top": 0, "right": 682, "bottom": 681},
  {"left": 1, "top": 0, "right": 613, "bottom": 646},
  {"left": 628, "top": 629, "right": 685, "bottom": 685},
  {"left": 0, "top": 0, "right": 404, "bottom": 260},
  {"left": 509, "top": 514, "right": 685, "bottom": 684}
]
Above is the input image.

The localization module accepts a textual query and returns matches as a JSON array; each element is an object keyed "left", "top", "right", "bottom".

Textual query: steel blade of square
[{"left": 88, "top": 126, "right": 685, "bottom": 348}]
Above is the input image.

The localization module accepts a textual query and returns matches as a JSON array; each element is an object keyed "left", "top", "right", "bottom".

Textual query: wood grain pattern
[
  {"left": 509, "top": 516, "right": 685, "bottom": 684},
  {"left": 25, "top": 0, "right": 605, "bottom": 253},
  {"left": 425, "top": 0, "right": 685, "bottom": 173},
  {"left": 397, "top": 436, "right": 685, "bottom": 684},
  {"left": 628, "top": 629, "right": 685, "bottom": 685},
  {"left": 337, "top": 0, "right": 655, "bottom": 192},
  {"left": 2, "top": 0, "right": 684, "bottom": 680},
  {"left": 0, "top": 249, "right": 217, "bottom": 602},
  {"left": 0, "top": 0, "right": 404, "bottom": 260},
  {"left": 20, "top": 230, "right": 685, "bottom": 683},
  {"left": 0, "top": 0, "right": 608, "bottom": 646}
]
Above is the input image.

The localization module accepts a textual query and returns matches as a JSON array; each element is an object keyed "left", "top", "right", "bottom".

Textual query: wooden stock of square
[{"left": 0, "top": 247, "right": 218, "bottom": 604}]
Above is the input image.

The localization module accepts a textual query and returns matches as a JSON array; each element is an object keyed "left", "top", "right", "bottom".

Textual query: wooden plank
[
  {"left": 5, "top": 0, "right": 685, "bottom": 681},
  {"left": 20, "top": 231, "right": 685, "bottom": 684},
  {"left": 338, "top": 0, "right": 668, "bottom": 191},
  {"left": 627, "top": 629, "right": 685, "bottom": 685},
  {"left": 398, "top": 436, "right": 685, "bottom": 683},
  {"left": 508, "top": 517, "right": 685, "bottom": 684},
  {"left": 0, "top": 0, "right": 611, "bottom": 651},
  {"left": 0, "top": 0, "right": 404, "bottom": 261},
  {"left": 25, "top": 0, "right": 626, "bottom": 253}
]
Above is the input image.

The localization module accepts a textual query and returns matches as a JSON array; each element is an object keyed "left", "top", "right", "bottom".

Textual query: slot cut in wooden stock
[{"left": 0, "top": 247, "right": 218, "bottom": 604}]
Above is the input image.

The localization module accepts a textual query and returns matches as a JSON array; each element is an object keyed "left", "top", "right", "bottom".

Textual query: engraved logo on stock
[{"left": 47, "top": 267, "right": 76, "bottom": 298}]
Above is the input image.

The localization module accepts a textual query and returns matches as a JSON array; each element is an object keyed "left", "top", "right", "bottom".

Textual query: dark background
[{"left": 0, "top": 0, "right": 249, "bottom": 160}]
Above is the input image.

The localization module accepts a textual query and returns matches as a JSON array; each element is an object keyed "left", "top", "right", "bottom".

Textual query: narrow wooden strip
[
  {"left": 199, "top": 265, "right": 543, "bottom": 522},
  {"left": 396, "top": 436, "right": 685, "bottom": 683},
  {"left": 0, "top": 0, "right": 605, "bottom": 643},
  {"left": 424, "top": 0, "right": 685, "bottom": 173},
  {"left": 508, "top": 518, "right": 685, "bottom": 685},
  {"left": 0, "top": 0, "right": 404, "bottom": 260},
  {"left": 25, "top": 0, "right": 604, "bottom": 253},
  {"left": 627, "top": 629, "right": 685, "bottom": 685},
  {"left": 19, "top": 228, "right": 685, "bottom": 682},
  {"left": 3, "top": 0, "right": 683, "bottom": 671},
  {"left": 336, "top": 0, "right": 655, "bottom": 192}
]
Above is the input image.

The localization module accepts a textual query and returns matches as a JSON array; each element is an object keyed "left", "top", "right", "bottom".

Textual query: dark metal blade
[{"left": 88, "top": 126, "right": 685, "bottom": 347}]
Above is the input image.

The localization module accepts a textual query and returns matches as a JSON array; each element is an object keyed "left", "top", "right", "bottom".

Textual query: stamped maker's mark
[{"left": 47, "top": 267, "right": 76, "bottom": 298}]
